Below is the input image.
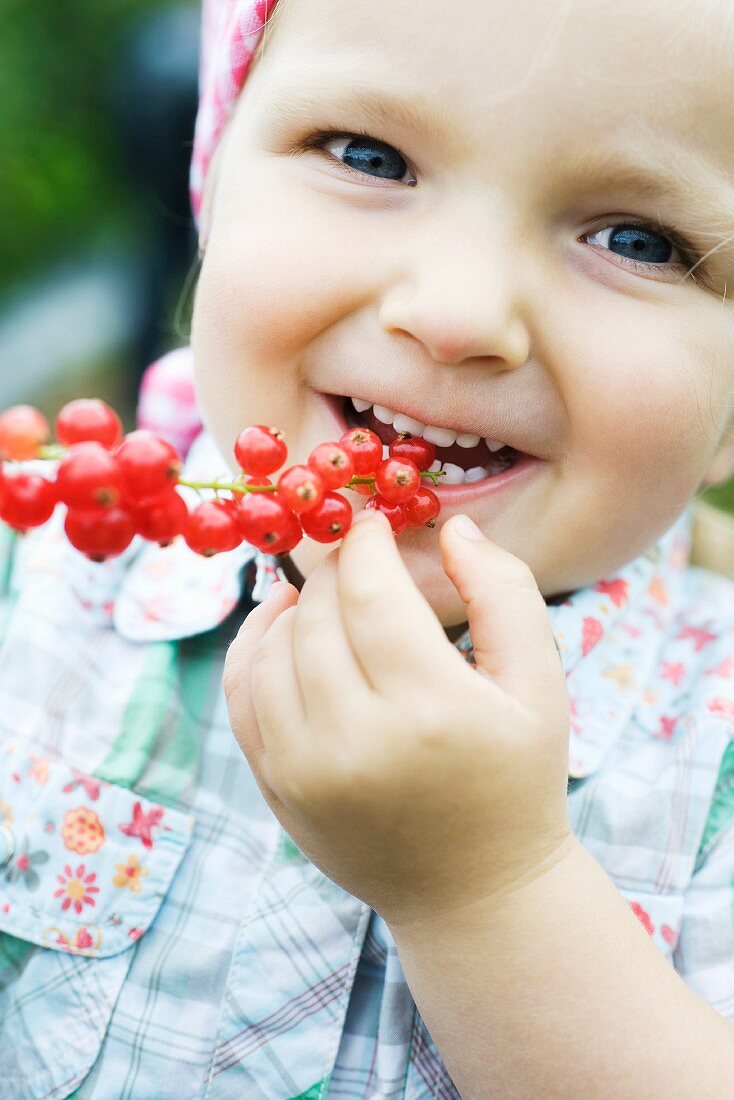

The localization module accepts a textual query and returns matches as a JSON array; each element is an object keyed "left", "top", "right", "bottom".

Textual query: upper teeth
[{"left": 355, "top": 399, "right": 506, "bottom": 452}]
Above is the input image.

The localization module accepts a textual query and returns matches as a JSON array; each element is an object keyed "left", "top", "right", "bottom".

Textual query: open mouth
[{"left": 340, "top": 396, "right": 523, "bottom": 485}]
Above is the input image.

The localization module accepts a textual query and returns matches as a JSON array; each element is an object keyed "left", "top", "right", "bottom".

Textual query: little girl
[{"left": 1, "top": 0, "right": 734, "bottom": 1096}]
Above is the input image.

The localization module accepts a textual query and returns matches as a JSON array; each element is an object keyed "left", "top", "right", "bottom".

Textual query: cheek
[
  {"left": 563, "top": 325, "right": 716, "bottom": 493},
  {"left": 190, "top": 167, "right": 386, "bottom": 465},
  {"left": 195, "top": 171, "right": 376, "bottom": 367}
]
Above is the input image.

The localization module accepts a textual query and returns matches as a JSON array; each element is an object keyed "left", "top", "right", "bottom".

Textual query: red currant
[
  {"left": 0, "top": 474, "right": 57, "bottom": 530},
  {"left": 300, "top": 492, "right": 353, "bottom": 543},
  {"left": 237, "top": 492, "right": 303, "bottom": 554},
  {"left": 277, "top": 464, "right": 325, "bottom": 514},
  {"left": 130, "top": 490, "right": 189, "bottom": 546},
  {"left": 403, "top": 486, "right": 441, "bottom": 528},
  {"left": 0, "top": 405, "right": 50, "bottom": 461},
  {"left": 234, "top": 425, "right": 288, "bottom": 476},
  {"left": 56, "top": 442, "right": 122, "bottom": 510},
  {"left": 374, "top": 457, "right": 421, "bottom": 504},
  {"left": 64, "top": 506, "right": 136, "bottom": 562},
  {"left": 350, "top": 482, "right": 376, "bottom": 496},
  {"left": 183, "top": 500, "right": 243, "bottom": 557},
  {"left": 115, "top": 430, "right": 182, "bottom": 501},
  {"left": 307, "top": 441, "right": 355, "bottom": 489},
  {"left": 56, "top": 399, "right": 122, "bottom": 450},
  {"left": 217, "top": 494, "right": 242, "bottom": 521},
  {"left": 265, "top": 508, "right": 303, "bottom": 555},
  {"left": 388, "top": 434, "right": 436, "bottom": 471},
  {"left": 364, "top": 495, "right": 408, "bottom": 534},
  {"left": 338, "top": 427, "right": 383, "bottom": 475}
]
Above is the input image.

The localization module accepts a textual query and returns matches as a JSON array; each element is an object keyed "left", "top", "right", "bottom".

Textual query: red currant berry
[
  {"left": 350, "top": 482, "right": 375, "bottom": 496},
  {"left": 236, "top": 492, "right": 303, "bottom": 554},
  {"left": 277, "top": 464, "right": 325, "bottom": 514},
  {"left": 375, "top": 457, "right": 420, "bottom": 504},
  {"left": 364, "top": 495, "right": 408, "bottom": 534},
  {"left": 217, "top": 494, "right": 242, "bottom": 520},
  {"left": 183, "top": 500, "right": 243, "bottom": 557},
  {"left": 115, "top": 430, "right": 182, "bottom": 501},
  {"left": 234, "top": 425, "right": 288, "bottom": 476},
  {"left": 403, "top": 486, "right": 441, "bottom": 528},
  {"left": 0, "top": 474, "right": 57, "bottom": 530},
  {"left": 388, "top": 434, "right": 436, "bottom": 471},
  {"left": 56, "top": 442, "right": 122, "bottom": 510},
  {"left": 56, "top": 399, "right": 122, "bottom": 450},
  {"left": 0, "top": 405, "right": 50, "bottom": 461},
  {"left": 64, "top": 506, "right": 136, "bottom": 562},
  {"left": 307, "top": 442, "right": 355, "bottom": 489},
  {"left": 243, "top": 475, "right": 273, "bottom": 488},
  {"left": 266, "top": 508, "right": 303, "bottom": 555},
  {"left": 338, "top": 427, "right": 383, "bottom": 475},
  {"left": 300, "top": 492, "right": 353, "bottom": 543},
  {"left": 130, "top": 490, "right": 189, "bottom": 546}
]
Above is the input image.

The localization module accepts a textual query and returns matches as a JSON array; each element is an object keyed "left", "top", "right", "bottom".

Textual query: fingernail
[
  {"left": 454, "top": 515, "right": 484, "bottom": 541},
  {"left": 353, "top": 509, "right": 388, "bottom": 528},
  {"left": 266, "top": 581, "right": 282, "bottom": 600}
]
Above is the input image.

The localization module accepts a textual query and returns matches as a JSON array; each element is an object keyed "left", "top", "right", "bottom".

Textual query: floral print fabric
[{"left": 0, "top": 739, "right": 193, "bottom": 957}]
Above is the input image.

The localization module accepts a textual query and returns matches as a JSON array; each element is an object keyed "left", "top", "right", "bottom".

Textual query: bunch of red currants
[{"left": 0, "top": 399, "right": 443, "bottom": 562}]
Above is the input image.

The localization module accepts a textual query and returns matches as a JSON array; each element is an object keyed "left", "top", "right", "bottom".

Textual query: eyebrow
[
  {"left": 548, "top": 142, "right": 734, "bottom": 239},
  {"left": 262, "top": 75, "right": 734, "bottom": 250},
  {"left": 261, "top": 76, "right": 456, "bottom": 150}
]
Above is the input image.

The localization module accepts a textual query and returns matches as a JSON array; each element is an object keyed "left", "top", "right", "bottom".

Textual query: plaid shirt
[{"left": 0, "top": 428, "right": 732, "bottom": 1100}]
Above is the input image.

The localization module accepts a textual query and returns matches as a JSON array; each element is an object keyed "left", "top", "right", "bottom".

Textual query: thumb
[{"left": 440, "top": 514, "right": 564, "bottom": 704}]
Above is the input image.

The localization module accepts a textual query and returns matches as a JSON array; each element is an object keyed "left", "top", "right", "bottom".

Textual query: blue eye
[
  {"left": 586, "top": 223, "right": 686, "bottom": 268},
  {"left": 311, "top": 132, "right": 417, "bottom": 185}
]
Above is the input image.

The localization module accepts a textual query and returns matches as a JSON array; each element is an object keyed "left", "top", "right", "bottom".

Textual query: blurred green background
[
  {"left": 0, "top": 0, "right": 200, "bottom": 428},
  {"left": 0, "top": 0, "right": 732, "bottom": 517}
]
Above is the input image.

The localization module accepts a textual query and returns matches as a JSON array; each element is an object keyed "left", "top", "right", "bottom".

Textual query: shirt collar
[
  {"left": 111, "top": 428, "right": 693, "bottom": 778},
  {"left": 455, "top": 507, "right": 692, "bottom": 776}
]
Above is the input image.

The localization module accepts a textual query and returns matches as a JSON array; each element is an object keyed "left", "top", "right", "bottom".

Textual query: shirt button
[{"left": 0, "top": 824, "right": 15, "bottom": 869}]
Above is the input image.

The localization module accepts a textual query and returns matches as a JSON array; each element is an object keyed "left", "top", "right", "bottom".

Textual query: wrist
[{"left": 386, "top": 830, "right": 584, "bottom": 941}]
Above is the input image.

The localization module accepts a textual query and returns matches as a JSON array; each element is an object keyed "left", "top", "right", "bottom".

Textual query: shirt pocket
[{"left": 0, "top": 740, "right": 194, "bottom": 1100}]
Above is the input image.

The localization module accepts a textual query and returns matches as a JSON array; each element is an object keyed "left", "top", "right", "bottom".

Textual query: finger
[
  {"left": 223, "top": 582, "right": 301, "bottom": 779},
  {"left": 336, "top": 510, "right": 466, "bottom": 699},
  {"left": 439, "top": 514, "right": 566, "bottom": 704},
  {"left": 249, "top": 603, "right": 308, "bottom": 764},
  {"left": 291, "top": 550, "right": 374, "bottom": 730}
]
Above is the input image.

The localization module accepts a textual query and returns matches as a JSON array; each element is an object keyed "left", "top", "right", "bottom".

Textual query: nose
[{"left": 377, "top": 220, "right": 532, "bottom": 369}]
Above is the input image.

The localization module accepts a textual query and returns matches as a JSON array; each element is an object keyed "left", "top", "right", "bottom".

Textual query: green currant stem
[
  {"left": 177, "top": 479, "right": 271, "bottom": 494},
  {"left": 23, "top": 456, "right": 445, "bottom": 492},
  {"left": 177, "top": 468, "right": 445, "bottom": 496},
  {"left": 37, "top": 445, "right": 66, "bottom": 461},
  {"left": 419, "top": 469, "right": 445, "bottom": 485}
]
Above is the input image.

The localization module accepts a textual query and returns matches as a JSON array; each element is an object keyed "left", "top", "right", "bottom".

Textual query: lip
[{"left": 319, "top": 392, "right": 546, "bottom": 509}]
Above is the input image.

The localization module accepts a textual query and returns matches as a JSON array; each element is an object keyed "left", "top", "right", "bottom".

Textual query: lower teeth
[
  {"left": 441, "top": 463, "right": 471, "bottom": 485},
  {"left": 427, "top": 460, "right": 493, "bottom": 485}
]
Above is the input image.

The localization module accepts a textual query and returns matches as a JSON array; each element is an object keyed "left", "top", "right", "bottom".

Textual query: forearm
[{"left": 388, "top": 837, "right": 734, "bottom": 1099}]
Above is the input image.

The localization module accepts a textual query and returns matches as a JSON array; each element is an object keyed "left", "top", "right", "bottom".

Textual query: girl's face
[{"left": 191, "top": 0, "right": 734, "bottom": 630}]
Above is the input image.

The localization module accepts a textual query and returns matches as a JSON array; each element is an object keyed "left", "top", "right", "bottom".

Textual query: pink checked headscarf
[
  {"left": 139, "top": 0, "right": 278, "bottom": 451},
  {"left": 190, "top": 0, "right": 278, "bottom": 228}
]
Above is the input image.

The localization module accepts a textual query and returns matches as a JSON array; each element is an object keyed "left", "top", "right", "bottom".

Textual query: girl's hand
[{"left": 223, "top": 510, "right": 573, "bottom": 927}]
